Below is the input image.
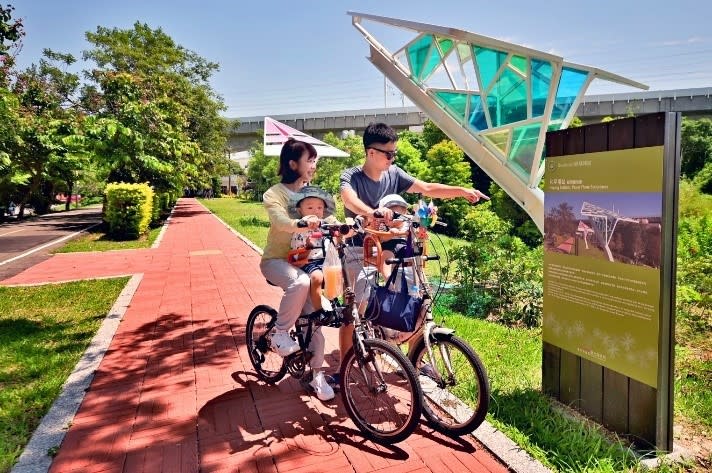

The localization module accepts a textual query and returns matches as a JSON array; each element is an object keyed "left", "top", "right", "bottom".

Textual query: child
[
  {"left": 288, "top": 186, "right": 337, "bottom": 317},
  {"left": 376, "top": 194, "right": 411, "bottom": 280}
]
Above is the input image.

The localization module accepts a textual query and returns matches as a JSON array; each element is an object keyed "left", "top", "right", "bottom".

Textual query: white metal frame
[
  {"left": 580, "top": 201, "right": 638, "bottom": 261},
  {"left": 349, "top": 11, "right": 648, "bottom": 233}
]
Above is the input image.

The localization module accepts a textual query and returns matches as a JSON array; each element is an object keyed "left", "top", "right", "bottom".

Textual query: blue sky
[{"left": 11, "top": 0, "right": 712, "bottom": 118}]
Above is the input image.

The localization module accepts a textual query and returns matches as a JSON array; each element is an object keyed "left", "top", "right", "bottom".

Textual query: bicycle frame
[{"left": 295, "top": 221, "right": 379, "bottom": 366}]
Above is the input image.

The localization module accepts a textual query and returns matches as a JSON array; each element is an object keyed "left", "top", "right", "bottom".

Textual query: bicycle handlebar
[
  {"left": 296, "top": 219, "right": 352, "bottom": 236},
  {"left": 372, "top": 210, "right": 447, "bottom": 227},
  {"left": 384, "top": 255, "right": 440, "bottom": 266}
]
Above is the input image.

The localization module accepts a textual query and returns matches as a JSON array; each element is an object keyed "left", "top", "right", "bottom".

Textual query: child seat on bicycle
[{"left": 363, "top": 194, "right": 413, "bottom": 279}]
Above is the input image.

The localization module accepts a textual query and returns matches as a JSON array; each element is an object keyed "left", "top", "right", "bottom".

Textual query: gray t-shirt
[{"left": 339, "top": 165, "right": 416, "bottom": 219}]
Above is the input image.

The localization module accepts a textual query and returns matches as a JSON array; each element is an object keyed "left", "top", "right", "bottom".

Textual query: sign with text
[{"left": 543, "top": 146, "right": 664, "bottom": 387}]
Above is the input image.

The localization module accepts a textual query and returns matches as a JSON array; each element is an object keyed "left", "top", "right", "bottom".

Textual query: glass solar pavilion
[{"left": 349, "top": 12, "right": 648, "bottom": 232}]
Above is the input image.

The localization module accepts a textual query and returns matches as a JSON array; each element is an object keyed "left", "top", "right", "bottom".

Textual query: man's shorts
[{"left": 301, "top": 258, "right": 324, "bottom": 276}]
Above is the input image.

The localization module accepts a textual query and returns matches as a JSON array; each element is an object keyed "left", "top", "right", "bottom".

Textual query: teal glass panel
[
  {"left": 407, "top": 35, "right": 435, "bottom": 81},
  {"left": 437, "top": 37, "right": 454, "bottom": 56},
  {"left": 421, "top": 51, "right": 444, "bottom": 82},
  {"left": 531, "top": 59, "right": 552, "bottom": 117},
  {"left": 434, "top": 91, "right": 468, "bottom": 122},
  {"left": 474, "top": 46, "right": 508, "bottom": 90},
  {"left": 467, "top": 94, "right": 488, "bottom": 131},
  {"left": 510, "top": 55, "right": 527, "bottom": 76},
  {"left": 487, "top": 68, "right": 527, "bottom": 127},
  {"left": 509, "top": 124, "right": 541, "bottom": 179},
  {"left": 552, "top": 67, "right": 588, "bottom": 121}
]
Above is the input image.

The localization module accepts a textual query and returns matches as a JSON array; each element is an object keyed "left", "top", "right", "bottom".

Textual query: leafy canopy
[{"left": 81, "top": 22, "right": 228, "bottom": 193}]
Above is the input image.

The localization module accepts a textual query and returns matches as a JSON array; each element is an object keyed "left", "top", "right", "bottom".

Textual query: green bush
[
  {"left": 151, "top": 193, "right": 161, "bottom": 224},
  {"left": 151, "top": 191, "right": 176, "bottom": 217},
  {"left": 450, "top": 206, "right": 544, "bottom": 327},
  {"left": 693, "top": 160, "right": 712, "bottom": 194},
  {"left": 104, "top": 183, "right": 154, "bottom": 239}
]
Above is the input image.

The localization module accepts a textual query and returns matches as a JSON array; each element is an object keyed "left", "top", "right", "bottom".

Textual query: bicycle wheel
[
  {"left": 410, "top": 333, "right": 490, "bottom": 436},
  {"left": 246, "top": 305, "right": 287, "bottom": 383},
  {"left": 340, "top": 338, "right": 423, "bottom": 444}
]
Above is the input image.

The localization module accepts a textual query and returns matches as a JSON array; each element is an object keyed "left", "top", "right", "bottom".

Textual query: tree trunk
[
  {"left": 65, "top": 180, "right": 74, "bottom": 211},
  {"left": 18, "top": 167, "right": 43, "bottom": 219}
]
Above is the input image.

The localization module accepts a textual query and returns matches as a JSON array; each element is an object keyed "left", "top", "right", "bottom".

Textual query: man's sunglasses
[{"left": 368, "top": 147, "right": 397, "bottom": 160}]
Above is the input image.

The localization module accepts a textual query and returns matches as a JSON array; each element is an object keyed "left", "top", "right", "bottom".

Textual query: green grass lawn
[
  {"left": 55, "top": 225, "right": 163, "bottom": 253},
  {"left": 203, "top": 196, "right": 708, "bottom": 472},
  {"left": 199, "top": 197, "right": 269, "bottom": 249},
  {"left": 0, "top": 278, "right": 129, "bottom": 473},
  {"left": 439, "top": 311, "right": 642, "bottom": 472}
]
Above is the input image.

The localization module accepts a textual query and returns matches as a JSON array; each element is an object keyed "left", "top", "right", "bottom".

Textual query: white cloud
[{"left": 653, "top": 36, "right": 707, "bottom": 47}]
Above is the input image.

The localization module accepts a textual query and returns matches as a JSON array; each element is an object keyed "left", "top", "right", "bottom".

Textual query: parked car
[{"left": 55, "top": 194, "right": 81, "bottom": 204}]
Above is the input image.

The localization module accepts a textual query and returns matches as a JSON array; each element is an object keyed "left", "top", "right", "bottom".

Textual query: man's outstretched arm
[{"left": 407, "top": 180, "right": 489, "bottom": 203}]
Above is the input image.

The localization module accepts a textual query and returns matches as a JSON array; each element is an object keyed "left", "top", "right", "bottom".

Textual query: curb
[
  {"left": 11, "top": 274, "right": 144, "bottom": 473},
  {"left": 150, "top": 204, "right": 177, "bottom": 249},
  {"left": 473, "top": 421, "right": 551, "bottom": 473},
  {"left": 197, "top": 200, "right": 264, "bottom": 255}
]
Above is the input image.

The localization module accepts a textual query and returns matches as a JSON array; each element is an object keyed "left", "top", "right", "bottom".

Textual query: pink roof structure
[
  {"left": 556, "top": 237, "right": 575, "bottom": 254},
  {"left": 577, "top": 221, "right": 593, "bottom": 234},
  {"left": 263, "top": 117, "right": 350, "bottom": 158}
]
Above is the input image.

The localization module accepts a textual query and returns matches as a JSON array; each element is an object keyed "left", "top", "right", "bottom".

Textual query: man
[{"left": 338, "top": 122, "right": 488, "bottom": 362}]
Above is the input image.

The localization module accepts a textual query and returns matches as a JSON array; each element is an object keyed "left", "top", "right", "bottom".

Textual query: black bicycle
[{"left": 247, "top": 220, "right": 423, "bottom": 444}]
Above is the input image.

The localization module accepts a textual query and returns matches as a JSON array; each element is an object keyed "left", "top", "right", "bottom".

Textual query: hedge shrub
[
  {"left": 151, "top": 193, "right": 161, "bottom": 224},
  {"left": 104, "top": 183, "right": 154, "bottom": 239}
]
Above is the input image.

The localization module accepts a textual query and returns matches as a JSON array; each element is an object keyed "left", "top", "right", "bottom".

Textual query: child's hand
[{"left": 301, "top": 215, "right": 321, "bottom": 229}]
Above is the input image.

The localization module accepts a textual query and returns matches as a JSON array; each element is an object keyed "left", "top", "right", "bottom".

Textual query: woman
[{"left": 259, "top": 138, "right": 334, "bottom": 401}]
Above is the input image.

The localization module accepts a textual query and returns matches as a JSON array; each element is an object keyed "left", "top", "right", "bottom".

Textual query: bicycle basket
[{"left": 364, "top": 269, "right": 423, "bottom": 333}]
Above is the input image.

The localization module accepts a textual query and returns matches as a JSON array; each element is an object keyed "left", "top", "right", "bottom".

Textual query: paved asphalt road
[{"left": 0, "top": 206, "right": 102, "bottom": 281}]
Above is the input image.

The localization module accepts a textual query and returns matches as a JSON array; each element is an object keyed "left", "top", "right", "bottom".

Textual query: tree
[
  {"left": 9, "top": 49, "right": 83, "bottom": 216},
  {"left": 81, "top": 22, "right": 228, "bottom": 193},
  {"left": 422, "top": 119, "right": 448, "bottom": 149},
  {"left": 488, "top": 183, "right": 542, "bottom": 246},
  {"left": 395, "top": 138, "right": 428, "bottom": 184},
  {"left": 554, "top": 202, "right": 577, "bottom": 237},
  {"left": 0, "top": 3, "right": 23, "bottom": 83},
  {"left": 311, "top": 132, "right": 362, "bottom": 195},
  {"left": 245, "top": 140, "right": 278, "bottom": 200},
  {"left": 545, "top": 202, "right": 576, "bottom": 239},
  {"left": 693, "top": 160, "right": 712, "bottom": 194},
  {"left": 568, "top": 117, "right": 583, "bottom": 128},
  {"left": 398, "top": 129, "right": 427, "bottom": 158},
  {"left": 423, "top": 140, "right": 473, "bottom": 234},
  {"left": 680, "top": 117, "right": 712, "bottom": 179},
  {"left": 0, "top": 3, "right": 24, "bottom": 212}
]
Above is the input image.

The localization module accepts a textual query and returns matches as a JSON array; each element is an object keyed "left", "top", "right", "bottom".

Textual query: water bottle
[{"left": 404, "top": 267, "right": 419, "bottom": 297}]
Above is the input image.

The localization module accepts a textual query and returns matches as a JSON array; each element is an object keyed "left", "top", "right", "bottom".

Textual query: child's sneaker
[
  {"left": 270, "top": 330, "right": 299, "bottom": 357},
  {"left": 309, "top": 371, "right": 335, "bottom": 401}
]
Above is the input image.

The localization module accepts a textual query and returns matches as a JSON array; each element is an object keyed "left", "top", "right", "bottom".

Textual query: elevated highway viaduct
[{"left": 228, "top": 87, "right": 712, "bottom": 151}]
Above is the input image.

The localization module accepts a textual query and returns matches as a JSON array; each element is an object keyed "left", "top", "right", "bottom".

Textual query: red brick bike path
[{"left": 3, "top": 198, "right": 509, "bottom": 473}]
